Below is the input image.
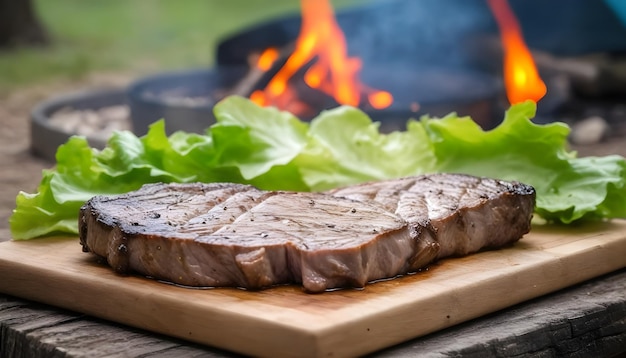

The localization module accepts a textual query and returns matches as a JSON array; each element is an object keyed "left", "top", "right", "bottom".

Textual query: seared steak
[
  {"left": 79, "top": 174, "right": 535, "bottom": 293},
  {"left": 329, "top": 173, "right": 536, "bottom": 259}
]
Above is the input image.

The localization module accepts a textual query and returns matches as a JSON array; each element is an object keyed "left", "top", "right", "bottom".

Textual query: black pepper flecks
[{"left": 118, "top": 243, "right": 128, "bottom": 253}]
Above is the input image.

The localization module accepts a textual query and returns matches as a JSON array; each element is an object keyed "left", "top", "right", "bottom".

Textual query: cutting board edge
[
  {"left": 312, "top": 231, "right": 626, "bottom": 357},
  {"left": 0, "top": 254, "right": 329, "bottom": 358}
]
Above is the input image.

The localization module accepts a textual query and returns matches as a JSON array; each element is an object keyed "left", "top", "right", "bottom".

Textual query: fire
[
  {"left": 251, "top": 0, "right": 393, "bottom": 111},
  {"left": 256, "top": 48, "right": 280, "bottom": 72},
  {"left": 487, "top": 0, "right": 546, "bottom": 104}
]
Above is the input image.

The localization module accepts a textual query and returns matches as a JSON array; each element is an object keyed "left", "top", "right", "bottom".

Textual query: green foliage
[{"left": 0, "top": 0, "right": 362, "bottom": 88}]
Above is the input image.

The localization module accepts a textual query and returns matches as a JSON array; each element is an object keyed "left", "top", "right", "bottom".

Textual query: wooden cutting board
[{"left": 1, "top": 221, "right": 625, "bottom": 357}]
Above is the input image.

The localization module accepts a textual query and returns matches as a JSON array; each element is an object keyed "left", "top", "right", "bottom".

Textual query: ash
[{"left": 48, "top": 105, "right": 132, "bottom": 143}]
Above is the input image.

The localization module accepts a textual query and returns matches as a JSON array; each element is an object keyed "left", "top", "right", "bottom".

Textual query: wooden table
[{"left": 1, "top": 268, "right": 625, "bottom": 357}]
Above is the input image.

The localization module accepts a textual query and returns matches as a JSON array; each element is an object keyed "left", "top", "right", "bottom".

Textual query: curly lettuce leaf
[
  {"left": 9, "top": 96, "right": 626, "bottom": 239},
  {"left": 419, "top": 101, "right": 626, "bottom": 223},
  {"left": 211, "top": 96, "right": 309, "bottom": 183},
  {"left": 294, "top": 106, "right": 436, "bottom": 190},
  {"left": 210, "top": 96, "right": 309, "bottom": 191}
]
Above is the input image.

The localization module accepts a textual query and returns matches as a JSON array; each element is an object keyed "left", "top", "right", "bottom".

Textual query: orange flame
[
  {"left": 251, "top": 0, "right": 393, "bottom": 111},
  {"left": 487, "top": 0, "right": 546, "bottom": 104},
  {"left": 256, "top": 47, "right": 280, "bottom": 71}
]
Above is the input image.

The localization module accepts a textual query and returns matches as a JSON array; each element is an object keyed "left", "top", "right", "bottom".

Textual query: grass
[{"left": 0, "top": 0, "right": 362, "bottom": 90}]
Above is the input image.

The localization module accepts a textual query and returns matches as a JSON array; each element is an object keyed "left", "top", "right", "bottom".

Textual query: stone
[{"left": 569, "top": 116, "right": 609, "bottom": 145}]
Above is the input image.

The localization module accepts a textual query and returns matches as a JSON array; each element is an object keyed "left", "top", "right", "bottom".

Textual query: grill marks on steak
[
  {"left": 79, "top": 174, "right": 536, "bottom": 293},
  {"left": 80, "top": 183, "right": 416, "bottom": 292},
  {"left": 200, "top": 193, "right": 419, "bottom": 292},
  {"left": 329, "top": 173, "right": 536, "bottom": 259}
]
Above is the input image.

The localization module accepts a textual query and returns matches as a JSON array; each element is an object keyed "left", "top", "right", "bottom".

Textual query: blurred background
[{"left": 0, "top": 0, "right": 359, "bottom": 90}]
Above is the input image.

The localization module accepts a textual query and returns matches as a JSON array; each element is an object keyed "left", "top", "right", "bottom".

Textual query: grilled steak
[
  {"left": 79, "top": 174, "right": 535, "bottom": 293},
  {"left": 329, "top": 173, "right": 536, "bottom": 259}
]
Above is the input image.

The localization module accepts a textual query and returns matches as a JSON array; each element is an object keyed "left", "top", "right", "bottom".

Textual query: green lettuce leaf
[
  {"left": 210, "top": 96, "right": 309, "bottom": 191},
  {"left": 294, "top": 106, "right": 436, "bottom": 190},
  {"left": 9, "top": 96, "right": 626, "bottom": 239},
  {"left": 417, "top": 101, "right": 626, "bottom": 223}
]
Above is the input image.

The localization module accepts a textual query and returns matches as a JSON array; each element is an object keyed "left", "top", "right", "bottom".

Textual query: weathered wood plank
[
  {"left": 0, "top": 296, "right": 237, "bottom": 357},
  {"left": 372, "top": 268, "right": 626, "bottom": 358}
]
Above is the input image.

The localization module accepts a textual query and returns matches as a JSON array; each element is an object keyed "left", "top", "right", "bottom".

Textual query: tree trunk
[{"left": 0, "top": 0, "right": 49, "bottom": 49}]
